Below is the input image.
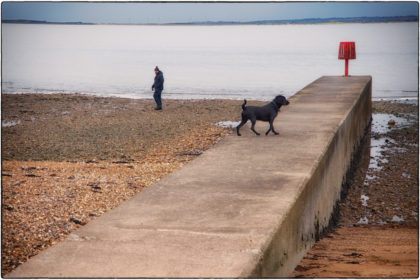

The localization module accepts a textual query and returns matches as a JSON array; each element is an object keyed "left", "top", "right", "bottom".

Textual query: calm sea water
[{"left": 2, "top": 22, "right": 418, "bottom": 101}]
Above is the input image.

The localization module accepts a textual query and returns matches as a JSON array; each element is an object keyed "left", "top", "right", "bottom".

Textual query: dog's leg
[
  {"left": 266, "top": 117, "right": 279, "bottom": 135},
  {"left": 236, "top": 117, "right": 248, "bottom": 136},
  {"left": 250, "top": 118, "right": 260, "bottom": 136},
  {"left": 269, "top": 121, "right": 279, "bottom": 135},
  {"left": 266, "top": 119, "right": 273, "bottom": 135}
]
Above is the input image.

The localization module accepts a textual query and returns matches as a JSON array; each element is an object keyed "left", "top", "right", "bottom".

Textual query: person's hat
[{"left": 154, "top": 66, "right": 159, "bottom": 71}]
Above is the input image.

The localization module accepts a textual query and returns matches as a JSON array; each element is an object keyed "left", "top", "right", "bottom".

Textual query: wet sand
[
  {"left": 1, "top": 94, "right": 418, "bottom": 276},
  {"left": 292, "top": 227, "right": 418, "bottom": 278}
]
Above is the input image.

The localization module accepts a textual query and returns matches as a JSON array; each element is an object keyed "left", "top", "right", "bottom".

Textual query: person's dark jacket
[{"left": 152, "top": 71, "right": 164, "bottom": 91}]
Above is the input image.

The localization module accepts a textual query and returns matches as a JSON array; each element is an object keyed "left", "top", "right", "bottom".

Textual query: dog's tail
[{"left": 241, "top": 99, "right": 247, "bottom": 110}]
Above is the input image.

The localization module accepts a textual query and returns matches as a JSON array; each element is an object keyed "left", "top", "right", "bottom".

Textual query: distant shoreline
[{"left": 2, "top": 15, "right": 418, "bottom": 26}]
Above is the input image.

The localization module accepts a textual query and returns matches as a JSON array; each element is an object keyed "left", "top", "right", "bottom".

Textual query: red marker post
[{"left": 338, "top": 42, "right": 356, "bottom": 76}]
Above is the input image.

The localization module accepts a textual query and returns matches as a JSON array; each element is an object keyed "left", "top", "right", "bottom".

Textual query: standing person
[{"left": 151, "top": 66, "right": 164, "bottom": 110}]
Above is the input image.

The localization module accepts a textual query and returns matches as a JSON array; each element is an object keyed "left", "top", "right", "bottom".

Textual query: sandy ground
[
  {"left": 1, "top": 94, "right": 418, "bottom": 277},
  {"left": 291, "top": 226, "right": 418, "bottom": 278}
]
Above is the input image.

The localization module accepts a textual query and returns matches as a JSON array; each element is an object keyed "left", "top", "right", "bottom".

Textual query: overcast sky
[{"left": 2, "top": 1, "right": 419, "bottom": 24}]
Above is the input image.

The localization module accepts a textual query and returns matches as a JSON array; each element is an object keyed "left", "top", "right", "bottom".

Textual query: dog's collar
[{"left": 271, "top": 101, "right": 280, "bottom": 111}]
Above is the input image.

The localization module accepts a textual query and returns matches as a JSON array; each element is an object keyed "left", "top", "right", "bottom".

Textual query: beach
[
  {"left": 1, "top": 94, "right": 265, "bottom": 275},
  {"left": 1, "top": 94, "right": 418, "bottom": 276}
]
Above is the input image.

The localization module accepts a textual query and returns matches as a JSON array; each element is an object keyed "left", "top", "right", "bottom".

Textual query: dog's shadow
[{"left": 234, "top": 121, "right": 283, "bottom": 137}]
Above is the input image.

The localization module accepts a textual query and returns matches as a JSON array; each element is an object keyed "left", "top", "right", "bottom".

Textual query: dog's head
[{"left": 273, "top": 95, "right": 290, "bottom": 107}]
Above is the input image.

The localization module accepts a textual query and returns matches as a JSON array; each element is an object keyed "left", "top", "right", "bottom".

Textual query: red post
[
  {"left": 338, "top": 42, "right": 356, "bottom": 77},
  {"left": 345, "top": 59, "right": 349, "bottom": 76}
]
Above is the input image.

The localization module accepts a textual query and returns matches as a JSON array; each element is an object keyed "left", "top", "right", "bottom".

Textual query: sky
[{"left": 1, "top": 1, "right": 419, "bottom": 24}]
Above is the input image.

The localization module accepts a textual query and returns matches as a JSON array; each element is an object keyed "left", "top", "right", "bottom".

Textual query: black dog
[{"left": 236, "top": 95, "right": 289, "bottom": 136}]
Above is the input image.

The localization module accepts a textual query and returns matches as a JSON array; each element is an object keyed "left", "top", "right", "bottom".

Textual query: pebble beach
[
  {"left": 1, "top": 94, "right": 265, "bottom": 275},
  {"left": 1, "top": 93, "right": 418, "bottom": 276}
]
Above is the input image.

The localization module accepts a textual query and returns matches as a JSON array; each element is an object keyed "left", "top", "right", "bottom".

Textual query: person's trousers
[{"left": 153, "top": 90, "right": 162, "bottom": 108}]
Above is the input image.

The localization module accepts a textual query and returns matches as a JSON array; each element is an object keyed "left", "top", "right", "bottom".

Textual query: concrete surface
[{"left": 7, "top": 76, "right": 372, "bottom": 278}]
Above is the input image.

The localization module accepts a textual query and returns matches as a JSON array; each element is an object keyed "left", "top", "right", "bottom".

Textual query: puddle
[
  {"left": 377, "top": 219, "right": 388, "bottom": 225},
  {"left": 364, "top": 112, "right": 416, "bottom": 176},
  {"left": 2, "top": 120, "right": 21, "bottom": 127},
  {"left": 401, "top": 172, "right": 411, "bottom": 179},
  {"left": 368, "top": 137, "right": 393, "bottom": 171},
  {"left": 358, "top": 217, "right": 369, "bottom": 224},
  {"left": 216, "top": 121, "right": 240, "bottom": 128},
  {"left": 371, "top": 113, "right": 413, "bottom": 134},
  {"left": 361, "top": 194, "right": 369, "bottom": 207},
  {"left": 366, "top": 114, "right": 412, "bottom": 172},
  {"left": 391, "top": 215, "right": 404, "bottom": 223}
]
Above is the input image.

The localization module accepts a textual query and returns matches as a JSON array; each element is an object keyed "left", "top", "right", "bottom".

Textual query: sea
[{"left": 1, "top": 22, "right": 418, "bottom": 101}]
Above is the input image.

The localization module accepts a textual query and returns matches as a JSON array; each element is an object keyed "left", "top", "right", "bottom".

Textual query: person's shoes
[{"left": 154, "top": 106, "right": 162, "bottom": 110}]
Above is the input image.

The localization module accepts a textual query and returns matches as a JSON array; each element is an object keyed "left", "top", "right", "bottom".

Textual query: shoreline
[
  {"left": 3, "top": 17, "right": 417, "bottom": 26},
  {"left": 1, "top": 93, "right": 418, "bottom": 276},
  {"left": 2, "top": 91, "right": 418, "bottom": 103},
  {"left": 1, "top": 91, "right": 292, "bottom": 102}
]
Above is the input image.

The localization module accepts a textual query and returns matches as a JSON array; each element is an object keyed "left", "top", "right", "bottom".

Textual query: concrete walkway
[{"left": 8, "top": 76, "right": 372, "bottom": 278}]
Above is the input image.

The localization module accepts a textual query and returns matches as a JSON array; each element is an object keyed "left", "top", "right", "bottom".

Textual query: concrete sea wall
[
  {"left": 248, "top": 76, "right": 372, "bottom": 276},
  {"left": 8, "top": 76, "right": 372, "bottom": 278}
]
